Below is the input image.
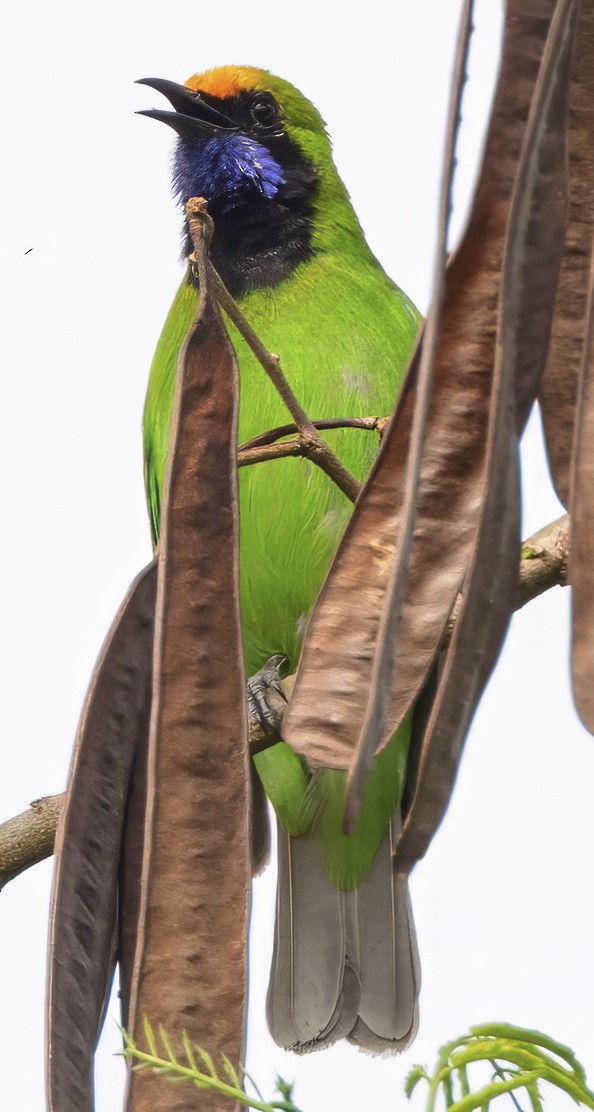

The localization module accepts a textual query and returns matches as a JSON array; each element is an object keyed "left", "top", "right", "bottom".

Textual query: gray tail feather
[
  {"left": 250, "top": 762, "right": 271, "bottom": 876},
  {"left": 266, "top": 827, "right": 360, "bottom": 1051},
  {"left": 347, "top": 818, "right": 420, "bottom": 1051},
  {"left": 266, "top": 819, "right": 420, "bottom": 1054}
]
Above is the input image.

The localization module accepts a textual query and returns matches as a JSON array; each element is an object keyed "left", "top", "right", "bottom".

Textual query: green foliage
[
  {"left": 406, "top": 1023, "right": 594, "bottom": 1110},
  {"left": 122, "top": 1019, "right": 302, "bottom": 1111},
  {"left": 124, "top": 1020, "right": 594, "bottom": 1110}
]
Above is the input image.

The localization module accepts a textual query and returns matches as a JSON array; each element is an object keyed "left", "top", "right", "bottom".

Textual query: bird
[{"left": 139, "top": 66, "right": 422, "bottom": 1054}]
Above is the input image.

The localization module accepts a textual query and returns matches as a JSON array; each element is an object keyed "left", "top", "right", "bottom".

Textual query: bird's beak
[{"left": 136, "top": 77, "right": 237, "bottom": 136}]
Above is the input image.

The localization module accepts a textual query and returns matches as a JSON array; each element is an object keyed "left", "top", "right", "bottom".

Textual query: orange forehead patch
[{"left": 185, "top": 66, "right": 264, "bottom": 100}]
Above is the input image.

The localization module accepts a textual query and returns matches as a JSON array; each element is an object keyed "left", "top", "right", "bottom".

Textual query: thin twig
[
  {"left": 207, "top": 264, "right": 362, "bottom": 503},
  {"left": 239, "top": 438, "right": 314, "bottom": 467},
  {"left": 240, "top": 416, "right": 384, "bottom": 451},
  {"left": 238, "top": 417, "right": 384, "bottom": 472},
  {"left": 185, "top": 197, "right": 361, "bottom": 503}
]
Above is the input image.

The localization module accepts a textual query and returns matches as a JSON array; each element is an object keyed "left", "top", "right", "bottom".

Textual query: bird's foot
[{"left": 248, "top": 654, "right": 289, "bottom": 746}]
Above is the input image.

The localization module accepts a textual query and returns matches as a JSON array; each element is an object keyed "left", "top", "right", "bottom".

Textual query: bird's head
[{"left": 137, "top": 67, "right": 350, "bottom": 294}]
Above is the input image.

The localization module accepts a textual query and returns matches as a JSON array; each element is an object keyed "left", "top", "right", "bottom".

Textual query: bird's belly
[
  {"left": 239, "top": 449, "right": 353, "bottom": 677},
  {"left": 218, "top": 281, "right": 412, "bottom": 677}
]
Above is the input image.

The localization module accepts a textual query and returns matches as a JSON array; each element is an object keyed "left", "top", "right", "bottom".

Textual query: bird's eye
[{"left": 250, "top": 97, "right": 281, "bottom": 131}]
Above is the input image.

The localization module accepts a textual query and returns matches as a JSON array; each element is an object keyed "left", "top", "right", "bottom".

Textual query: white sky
[{"left": 2, "top": 1, "right": 594, "bottom": 1110}]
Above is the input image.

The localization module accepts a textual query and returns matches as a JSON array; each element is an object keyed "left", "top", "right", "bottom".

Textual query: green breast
[{"left": 143, "top": 252, "right": 419, "bottom": 678}]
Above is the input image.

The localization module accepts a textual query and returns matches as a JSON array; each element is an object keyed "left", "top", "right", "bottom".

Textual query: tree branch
[
  {"left": 517, "top": 513, "right": 569, "bottom": 609},
  {"left": 444, "top": 513, "right": 570, "bottom": 641},
  {"left": 0, "top": 519, "right": 570, "bottom": 890},
  {"left": 0, "top": 795, "right": 64, "bottom": 891}
]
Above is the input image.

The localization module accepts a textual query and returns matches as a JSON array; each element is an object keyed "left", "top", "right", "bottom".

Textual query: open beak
[{"left": 136, "top": 77, "right": 237, "bottom": 137}]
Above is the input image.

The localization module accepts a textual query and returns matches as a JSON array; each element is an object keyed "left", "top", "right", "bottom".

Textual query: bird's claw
[{"left": 248, "top": 654, "right": 289, "bottom": 742}]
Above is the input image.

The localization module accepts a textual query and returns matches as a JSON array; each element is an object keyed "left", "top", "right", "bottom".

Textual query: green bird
[{"left": 139, "top": 66, "right": 421, "bottom": 1053}]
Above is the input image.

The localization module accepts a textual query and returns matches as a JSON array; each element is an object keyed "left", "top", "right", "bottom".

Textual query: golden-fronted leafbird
[{"left": 139, "top": 66, "right": 422, "bottom": 1053}]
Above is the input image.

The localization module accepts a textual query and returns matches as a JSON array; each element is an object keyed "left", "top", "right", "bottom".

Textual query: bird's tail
[{"left": 266, "top": 818, "right": 420, "bottom": 1053}]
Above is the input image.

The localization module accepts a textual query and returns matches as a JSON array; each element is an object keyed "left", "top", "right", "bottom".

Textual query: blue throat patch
[{"left": 173, "top": 134, "right": 286, "bottom": 212}]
